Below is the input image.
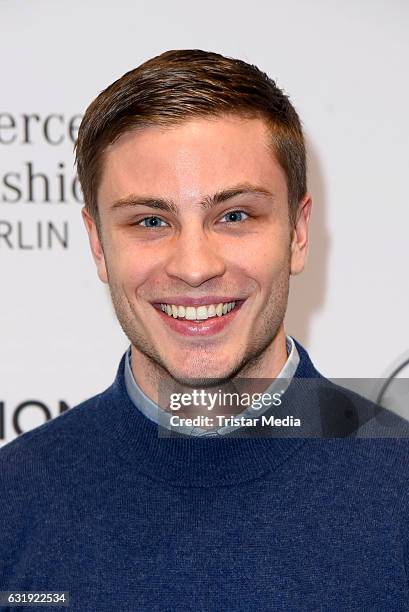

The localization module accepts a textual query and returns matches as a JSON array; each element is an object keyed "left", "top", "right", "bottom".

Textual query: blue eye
[
  {"left": 135, "top": 211, "right": 248, "bottom": 228},
  {"left": 220, "top": 210, "right": 248, "bottom": 223},
  {"left": 137, "top": 216, "right": 168, "bottom": 228}
]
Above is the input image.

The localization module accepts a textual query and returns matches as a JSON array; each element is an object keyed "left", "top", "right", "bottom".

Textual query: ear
[
  {"left": 81, "top": 206, "right": 108, "bottom": 284},
  {"left": 290, "top": 193, "right": 312, "bottom": 276}
]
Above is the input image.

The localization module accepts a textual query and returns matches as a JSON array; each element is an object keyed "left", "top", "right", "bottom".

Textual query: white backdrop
[{"left": 1, "top": 0, "right": 408, "bottom": 445}]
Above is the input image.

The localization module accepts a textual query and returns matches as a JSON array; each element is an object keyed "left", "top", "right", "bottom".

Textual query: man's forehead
[
  {"left": 98, "top": 115, "right": 286, "bottom": 208},
  {"left": 102, "top": 115, "right": 274, "bottom": 170}
]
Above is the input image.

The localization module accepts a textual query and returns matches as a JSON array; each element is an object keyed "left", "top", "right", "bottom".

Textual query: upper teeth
[{"left": 160, "top": 302, "right": 237, "bottom": 320}]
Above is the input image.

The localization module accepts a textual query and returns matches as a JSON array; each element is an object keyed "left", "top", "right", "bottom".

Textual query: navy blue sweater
[{"left": 1, "top": 341, "right": 409, "bottom": 611}]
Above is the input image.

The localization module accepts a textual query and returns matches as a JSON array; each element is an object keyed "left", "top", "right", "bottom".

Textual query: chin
[{"left": 166, "top": 362, "right": 236, "bottom": 389}]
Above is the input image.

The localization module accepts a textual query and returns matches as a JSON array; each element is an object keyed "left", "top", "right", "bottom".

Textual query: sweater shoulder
[
  {"left": 325, "top": 377, "right": 409, "bottom": 438},
  {"left": 0, "top": 387, "right": 112, "bottom": 484},
  {"left": 311, "top": 377, "right": 409, "bottom": 482}
]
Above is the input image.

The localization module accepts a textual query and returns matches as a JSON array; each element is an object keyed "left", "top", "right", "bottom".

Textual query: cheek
[
  {"left": 101, "top": 228, "right": 144, "bottom": 284},
  {"left": 229, "top": 233, "right": 290, "bottom": 283},
  {"left": 108, "top": 247, "right": 165, "bottom": 296},
  {"left": 102, "top": 242, "right": 142, "bottom": 289},
  {"left": 121, "top": 260, "right": 151, "bottom": 290}
]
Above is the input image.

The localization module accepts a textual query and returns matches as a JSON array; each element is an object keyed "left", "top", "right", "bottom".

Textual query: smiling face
[{"left": 83, "top": 114, "right": 311, "bottom": 390}]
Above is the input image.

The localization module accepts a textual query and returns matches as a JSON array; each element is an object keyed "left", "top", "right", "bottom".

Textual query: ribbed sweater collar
[{"left": 99, "top": 339, "right": 323, "bottom": 487}]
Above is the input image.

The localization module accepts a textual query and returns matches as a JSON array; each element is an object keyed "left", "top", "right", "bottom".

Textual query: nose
[{"left": 164, "top": 225, "right": 226, "bottom": 287}]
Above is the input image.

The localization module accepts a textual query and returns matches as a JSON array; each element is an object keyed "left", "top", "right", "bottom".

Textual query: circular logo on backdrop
[{"left": 369, "top": 350, "right": 409, "bottom": 420}]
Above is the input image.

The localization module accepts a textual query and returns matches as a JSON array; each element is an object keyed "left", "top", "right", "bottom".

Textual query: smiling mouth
[{"left": 154, "top": 300, "right": 243, "bottom": 322}]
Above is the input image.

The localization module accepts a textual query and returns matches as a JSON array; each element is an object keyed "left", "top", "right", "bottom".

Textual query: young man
[{"left": 1, "top": 50, "right": 408, "bottom": 611}]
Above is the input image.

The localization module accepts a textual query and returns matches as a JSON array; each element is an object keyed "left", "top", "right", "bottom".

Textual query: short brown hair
[{"left": 75, "top": 49, "right": 306, "bottom": 228}]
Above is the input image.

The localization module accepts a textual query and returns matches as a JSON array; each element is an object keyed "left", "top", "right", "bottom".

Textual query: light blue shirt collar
[{"left": 124, "top": 335, "right": 300, "bottom": 437}]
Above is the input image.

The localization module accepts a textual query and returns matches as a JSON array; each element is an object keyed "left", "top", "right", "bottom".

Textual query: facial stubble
[{"left": 104, "top": 245, "right": 292, "bottom": 389}]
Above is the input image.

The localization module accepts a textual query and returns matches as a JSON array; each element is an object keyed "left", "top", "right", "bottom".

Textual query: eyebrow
[{"left": 109, "top": 183, "right": 275, "bottom": 214}]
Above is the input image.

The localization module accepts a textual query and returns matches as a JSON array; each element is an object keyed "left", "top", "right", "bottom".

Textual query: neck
[
  {"left": 131, "top": 324, "right": 289, "bottom": 413},
  {"left": 106, "top": 343, "right": 314, "bottom": 486}
]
